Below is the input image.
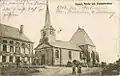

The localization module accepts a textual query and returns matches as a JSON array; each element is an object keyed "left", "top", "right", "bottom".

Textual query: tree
[{"left": 102, "top": 58, "right": 120, "bottom": 75}]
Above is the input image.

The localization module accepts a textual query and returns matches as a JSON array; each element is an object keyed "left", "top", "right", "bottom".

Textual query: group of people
[{"left": 72, "top": 60, "right": 82, "bottom": 76}]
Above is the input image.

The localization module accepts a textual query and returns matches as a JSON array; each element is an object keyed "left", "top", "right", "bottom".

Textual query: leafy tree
[{"left": 102, "top": 58, "right": 120, "bottom": 75}]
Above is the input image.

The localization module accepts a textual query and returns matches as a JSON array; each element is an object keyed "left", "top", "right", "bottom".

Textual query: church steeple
[
  {"left": 45, "top": 0, "right": 51, "bottom": 26},
  {"left": 40, "top": 0, "right": 56, "bottom": 43}
]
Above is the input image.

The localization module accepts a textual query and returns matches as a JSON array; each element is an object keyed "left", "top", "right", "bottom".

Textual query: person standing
[
  {"left": 77, "top": 63, "right": 82, "bottom": 76},
  {"left": 72, "top": 60, "right": 77, "bottom": 75},
  {"left": 72, "top": 64, "right": 77, "bottom": 75}
]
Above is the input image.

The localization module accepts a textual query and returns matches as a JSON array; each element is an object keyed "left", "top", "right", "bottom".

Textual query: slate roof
[
  {"left": 70, "top": 28, "right": 95, "bottom": 46},
  {"left": 50, "top": 40, "right": 81, "bottom": 51},
  {"left": 0, "top": 24, "right": 32, "bottom": 42}
]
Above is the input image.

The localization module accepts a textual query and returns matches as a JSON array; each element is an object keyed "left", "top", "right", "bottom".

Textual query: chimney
[{"left": 20, "top": 25, "right": 24, "bottom": 34}]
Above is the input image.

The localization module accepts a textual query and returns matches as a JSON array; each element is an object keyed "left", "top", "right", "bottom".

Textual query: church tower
[{"left": 40, "top": 0, "right": 56, "bottom": 43}]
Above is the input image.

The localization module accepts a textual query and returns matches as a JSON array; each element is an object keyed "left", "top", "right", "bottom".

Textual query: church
[{"left": 34, "top": 1, "right": 99, "bottom": 66}]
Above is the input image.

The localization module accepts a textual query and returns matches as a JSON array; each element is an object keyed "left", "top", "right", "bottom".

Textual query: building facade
[
  {"left": 34, "top": 1, "right": 99, "bottom": 66},
  {"left": 0, "top": 24, "right": 33, "bottom": 64}
]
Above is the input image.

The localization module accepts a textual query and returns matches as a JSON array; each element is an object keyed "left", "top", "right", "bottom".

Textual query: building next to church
[
  {"left": 34, "top": 1, "right": 100, "bottom": 66},
  {"left": 0, "top": 24, "right": 33, "bottom": 64}
]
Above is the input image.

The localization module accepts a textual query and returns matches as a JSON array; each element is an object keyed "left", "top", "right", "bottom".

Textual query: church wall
[
  {"left": 53, "top": 47, "right": 61, "bottom": 65},
  {"left": 46, "top": 48, "right": 53, "bottom": 65},
  {"left": 61, "top": 48, "right": 80, "bottom": 65},
  {"left": 35, "top": 47, "right": 53, "bottom": 65},
  {"left": 48, "top": 35, "right": 56, "bottom": 42},
  {"left": 61, "top": 48, "right": 70, "bottom": 65},
  {"left": 72, "top": 51, "right": 80, "bottom": 61}
]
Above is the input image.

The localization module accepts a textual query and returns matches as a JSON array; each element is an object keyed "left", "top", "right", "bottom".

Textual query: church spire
[
  {"left": 45, "top": 0, "right": 51, "bottom": 26},
  {"left": 40, "top": 0, "right": 56, "bottom": 43}
]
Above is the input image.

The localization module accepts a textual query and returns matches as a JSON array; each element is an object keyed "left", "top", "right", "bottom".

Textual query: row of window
[
  {"left": 42, "top": 30, "right": 54, "bottom": 36},
  {"left": 1, "top": 56, "right": 30, "bottom": 63},
  {"left": 2, "top": 56, "right": 17, "bottom": 62},
  {"left": 55, "top": 50, "right": 84, "bottom": 60},
  {"left": 55, "top": 50, "right": 72, "bottom": 59},
  {"left": 1, "top": 40, "right": 31, "bottom": 48},
  {"left": 1, "top": 44, "right": 30, "bottom": 54}
]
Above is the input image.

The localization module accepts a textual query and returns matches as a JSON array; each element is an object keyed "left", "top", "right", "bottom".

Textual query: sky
[{"left": 0, "top": 0, "right": 120, "bottom": 63}]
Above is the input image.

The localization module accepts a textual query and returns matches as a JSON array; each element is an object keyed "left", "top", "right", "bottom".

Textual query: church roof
[
  {"left": 0, "top": 24, "right": 32, "bottom": 42},
  {"left": 50, "top": 40, "right": 81, "bottom": 51},
  {"left": 41, "top": 0, "right": 55, "bottom": 31},
  {"left": 70, "top": 28, "right": 95, "bottom": 46},
  {"left": 45, "top": 0, "right": 51, "bottom": 26},
  {"left": 35, "top": 40, "right": 81, "bottom": 51}
]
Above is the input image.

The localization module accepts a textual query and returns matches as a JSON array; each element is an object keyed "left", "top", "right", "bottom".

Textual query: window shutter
[
  {"left": 21, "top": 48, "right": 24, "bottom": 54},
  {"left": 6, "top": 56, "right": 9, "bottom": 62},
  {"left": 13, "top": 56, "right": 15, "bottom": 63},
  {"left": 0, "top": 44, "right": 2, "bottom": 51},
  {"left": 7, "top": 45, "right": 10, "bottom": 52},
  {"left": 0, "top": 56, "right": 2, "bottom": 62},
  {"left": 1, "top": 44, "right": 3, "bottom": 51},
  {"left": 13, "top": 46, "right": 15, "bottom": 53}
]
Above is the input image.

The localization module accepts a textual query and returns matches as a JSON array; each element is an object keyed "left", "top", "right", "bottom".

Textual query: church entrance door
[{"left": 41, "top": 55, "right": 45, "bottom": 65}]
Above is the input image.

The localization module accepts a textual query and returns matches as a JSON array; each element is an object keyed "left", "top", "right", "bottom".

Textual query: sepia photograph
[{"left": 0, "top": 0, "right": 120, "bottom": 76}]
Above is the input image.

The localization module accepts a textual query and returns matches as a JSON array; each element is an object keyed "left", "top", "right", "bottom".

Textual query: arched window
[
  {"left": 21, "top": 43, "right": 25, "bottom": 54},
  {"left": 69, "top": 51, "right": 72, "bottom": 59},
  {"left": 43, "top": 31, "right": 46, "bottom": 37},
  {"left": 15, "top": 42, "right": 20, "bottom": 53},
  {"left": 55, "top": 50, "right": 59, "bottom": 58},
  {"left": 2, "top": 56, "right": 6, "bottom": 62},
  {"left": 80, "top": 52, "right": 84, "bottom": 59},
  {"left": 3, "top": 40, "right": 7, "bottom": 52},
  {"left": 50, "top": 31, "right": 53, "bottom": 35},
  {"left": 10, "top": 41, "right": 14, "bottom": 52},
  {"left": 9, "top": 56, "right": 13, "bottom": 62}
]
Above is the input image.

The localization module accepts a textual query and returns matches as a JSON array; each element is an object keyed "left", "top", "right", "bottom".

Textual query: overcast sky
[{"left": 0, "top": 0, "right": 120, "bottom": 63}]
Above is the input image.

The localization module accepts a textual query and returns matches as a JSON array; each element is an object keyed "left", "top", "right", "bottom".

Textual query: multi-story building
[{"left": 0, "top": 24, "right": 33, "bottom": 64}]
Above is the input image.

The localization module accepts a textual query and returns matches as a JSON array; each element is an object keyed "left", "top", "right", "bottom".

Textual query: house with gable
[{"left": 0, "top": 24, "right": 33, "bottom": 64}]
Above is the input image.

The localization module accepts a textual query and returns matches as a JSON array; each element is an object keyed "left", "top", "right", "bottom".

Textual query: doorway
[{"left": 41, "top": 55, "right": 45, "bottom": 65}]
